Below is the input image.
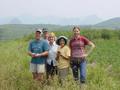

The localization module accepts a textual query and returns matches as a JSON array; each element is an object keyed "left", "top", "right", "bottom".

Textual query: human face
[
  {"left": 48, "top": 36, "right": 55, "bottom": 44},
  {"left": 73, "top": 28, "right": 80, "bottom": 37},
  {"left": 43, "top": 32, "right": 49, "bottom": 39},
  {"left": 59, "top": 38, "right": 65, "bottom": 47},
  {"left": 35, "top": 31, "right": 41, "bottom": 40}
]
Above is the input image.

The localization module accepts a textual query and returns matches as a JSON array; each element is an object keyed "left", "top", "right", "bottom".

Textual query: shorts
[{"left": 30, "top": 63, "right": 45, "bottom": 73}]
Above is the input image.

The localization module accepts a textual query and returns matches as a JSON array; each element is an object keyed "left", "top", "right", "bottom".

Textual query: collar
[
  {"left": 49, "top": 41, "right": 56, "bottom": 46},
  {"left": 73, "top": 35, "right": 81, "bottom": 40},
  {"left": 35, "top": 39, "right": 41, "bottom": 42}
]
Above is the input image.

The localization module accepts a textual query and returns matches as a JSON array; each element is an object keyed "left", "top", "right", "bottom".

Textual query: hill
[
  {"left": 94, "top": 17, "right": 120, "bottom": 29},
  {"left": 0, "top": 15, "right": 102, "bottom": 25},
  {"left": 1, "top": 24, "right": 97, "bottom": 40},
  {"left": 9, "top": 18, "right": 22, "bottom": 24},
  {"left": 0, "top": 24, "right": 72, "bottom": 40},
  {"left": 0, "top": 24, "right": 120, "bottom": 40}
]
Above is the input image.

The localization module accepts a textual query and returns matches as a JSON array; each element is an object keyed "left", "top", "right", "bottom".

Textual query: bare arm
[
  {"left": 28, "top": 51, "right": 48, "bottom": 57},
  {"left": 28, "top": 51, "right": 36, "bottom": 58},
  {"left": 39, "top": 51, "right": 48, "bottom": 57},
  {"left": 60, "top": 54, "right": 70, "bottom": 60},
  {"left": 86, "top": 41, "right": 95, "bottom": 56},
  {"left": 35, "top": 51, "right": 48, "bottom": 57},
  {"left": 56, "top": 47, "right": 70, "bottom": 60}
]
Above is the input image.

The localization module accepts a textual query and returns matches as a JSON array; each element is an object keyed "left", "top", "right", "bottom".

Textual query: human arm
[
  {"left": 28, "top": 51, "right": 36, "bottom": 58},
  {"left": 60, "top": 54, "right": 70, "bottom": 60},
  {"left": 59, "top": 46, "right": 71, "bottom": 60},
  {"left": 34, "top": 41, "right": 49, "bottom": 57},
  {"left": 27, "top": 41, "right": 36, "bottom": 58},
  {"left": 34, "top": 51, "right": 48, "bottom": 57},
  {"left": 83, "top": 41, "right": 95, "bottom": 57},
  {"left": 56, "top": 51, "right": 60, "bottom": 60}
]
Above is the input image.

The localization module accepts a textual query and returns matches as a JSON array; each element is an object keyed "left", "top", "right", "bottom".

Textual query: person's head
[
  {"left": 48, "top": 32, "right": 56, "bottom": 44},
  {"left": 73, "top": 26, "right": 80, "bottom": 36},
  {"left": 42, "top": 28, "right": 49, "bottom": 39},
  {"left": 35, "top": 28, "right": 42, "bottom": 40},
  {"left": 56, "top": 36, "right": 68, "bottom": 47}
]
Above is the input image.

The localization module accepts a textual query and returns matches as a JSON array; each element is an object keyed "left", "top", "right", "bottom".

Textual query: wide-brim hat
[{"left": 56, "top": 36, "right": 68, "bottom": 45}]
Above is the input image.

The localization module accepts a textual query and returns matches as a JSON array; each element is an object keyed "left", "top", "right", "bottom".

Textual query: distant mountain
[
  {"left": 0, "top": 24, "right": 89, "bottom": 40},
  {"left": 0, "top": 17, "right": 12, "bottom": 24},
  {"left": 0, "top": 15, "right": 102, "bottom": 25},
  {"left": 81, "top": 15, "right": 102, "bottom": 25},
  {"left": 20, "top": 15, "right": 102, "bottom": 25},
  {"left": 9, "top": 18, "right": 22, "bottom": 24},
  {"left": 0, "top": 17, "right": 22, "bottom": 24},
  {"left": 94, "top": 17, "right": 120, "bottom": 29}
]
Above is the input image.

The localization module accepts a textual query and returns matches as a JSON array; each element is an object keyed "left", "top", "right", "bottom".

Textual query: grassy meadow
[{"left": 0, "top": 29, "right": 120, "bottom": 90}]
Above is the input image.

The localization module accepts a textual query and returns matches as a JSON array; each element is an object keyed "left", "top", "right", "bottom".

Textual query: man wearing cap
[
  {"left": 28, "top": 29, "right": 49, "bottom": 81},
  {"left": 42, "top": 28, "right": 49, "bottom": 43}
]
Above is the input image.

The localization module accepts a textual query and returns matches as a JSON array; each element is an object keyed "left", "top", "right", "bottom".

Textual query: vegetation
[{"left": 0, "top": 26, "right": 120, "bottom": 90}]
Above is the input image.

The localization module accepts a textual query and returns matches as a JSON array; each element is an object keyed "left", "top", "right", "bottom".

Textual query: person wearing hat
[
  {"left": 28, "top": 28, "right": 49, "bottom": 81},
  {"left": 56, "top": 36, "right": 71, "bottom": 85},
  {"left": 42, "top": 28, "right": 49, "bottom": 42},
  {"left": 69, "top": 26, "right": 95, "bottom": 84},
  {"left": 46, "top": 32, "right": 59, "bottom": 80}
]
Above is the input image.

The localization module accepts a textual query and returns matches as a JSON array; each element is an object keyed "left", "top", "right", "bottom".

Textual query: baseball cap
[
  {"left": 42, "top": 28, "right": 48, "bottom": 33},
  {"left": 35, "top": 28, "right": 42, "bottom": 34}
]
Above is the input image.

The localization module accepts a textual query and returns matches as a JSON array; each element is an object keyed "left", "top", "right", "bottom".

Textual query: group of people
[{"left": 28, "top": 26, "right": 95, "bottom": 85}]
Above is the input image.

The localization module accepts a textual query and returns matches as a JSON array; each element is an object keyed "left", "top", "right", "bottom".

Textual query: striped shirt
[{"left": 69, "top": 35, "right": 90, "bottom": 58}]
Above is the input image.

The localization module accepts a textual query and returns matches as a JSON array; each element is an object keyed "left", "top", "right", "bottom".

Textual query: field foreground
[{"left": 0, "top": 39, "right": 120, "bottom": 90}]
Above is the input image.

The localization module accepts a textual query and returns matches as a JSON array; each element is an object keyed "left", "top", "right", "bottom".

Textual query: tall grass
[
  {"left": 0, "top": 34, "right": 120, "bottom": 90},
  {"left": 54, "top": 29, "right": 120, "bottom": 40}
]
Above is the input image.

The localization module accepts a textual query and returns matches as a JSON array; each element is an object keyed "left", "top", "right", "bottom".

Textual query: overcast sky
[{"left": 0, "top": 0, "right": 120, "bottom": 19}]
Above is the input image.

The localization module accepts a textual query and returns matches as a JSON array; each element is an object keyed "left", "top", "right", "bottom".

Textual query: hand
[
  {"left": 81, "top": 54, "right": 88, "bottom": 58},
  {"left": 34, "top": 54, "right": 41, "bottom": 57},
  {"left": 56, "top": 51, "right": 61, "bottom": 60},
  {"left": 34, "top": 54, "right": 39, "bottom": 57},
  {"left": 31, "top": 53, "right": 36, "bottom": 58},
  {"left": 57, "top": 51, "right": 61, "bottom": 56},
  {"left": 31, "top": 53, "right": 41, "bottom": 58}
]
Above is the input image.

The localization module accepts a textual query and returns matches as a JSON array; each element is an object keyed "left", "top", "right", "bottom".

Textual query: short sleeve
[
  {"left": 69, "top": 39, "right": 72, "bottom": 48},
  {"left": 28, "top": 41, "right": 32, "bottom": 52},
  {"left": 69, "top": 38, "right": 73, "bottom": 48},
  {"left": 65, "top": 46, "right": 71, "bottom": 57},
  {"left": 83, "top": 36, "right": 90, "bottom": 45}
]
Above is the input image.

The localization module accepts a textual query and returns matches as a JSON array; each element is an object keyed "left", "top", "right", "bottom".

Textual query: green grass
[
  {"left": 0, "top": 38, "right": 120, "bottom": 90},
  {"left": 1, "top": 24, "right": 120, "bottom": 40}
]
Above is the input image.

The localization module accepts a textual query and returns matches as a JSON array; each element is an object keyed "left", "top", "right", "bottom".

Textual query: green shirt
[{"left": 28, "top": 39, "right": 49, "bottom": 64}]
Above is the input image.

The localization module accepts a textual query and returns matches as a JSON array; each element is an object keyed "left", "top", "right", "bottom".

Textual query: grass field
[
  {"left": 1, "top": 24, "right": 120, "bottom": 40},
  {"left": 0, "top": 34, "right": 120, "bottom": 90}
]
